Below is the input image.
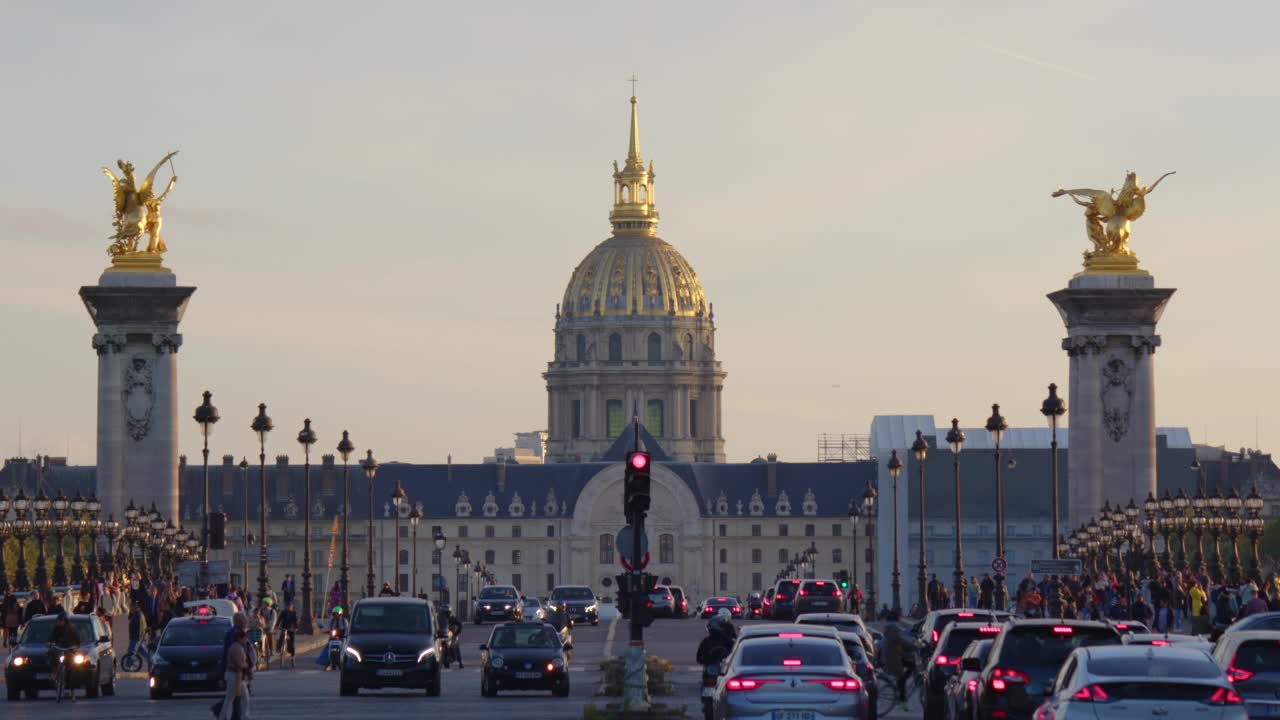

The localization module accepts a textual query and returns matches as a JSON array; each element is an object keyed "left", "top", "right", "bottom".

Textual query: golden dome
[{"left": 562, "top": 234, "right": 707, "bottom": 318}]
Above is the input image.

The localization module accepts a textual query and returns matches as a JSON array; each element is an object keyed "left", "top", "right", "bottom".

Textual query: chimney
[
  {"left": 766, "top": 453, "right": 778, "bottom": 498},
  {"left": 497, "top": 462, "right": 507, "bottom": 493},
  {"left": 222, "top": 454, "right": 235, "bottom": 466}
]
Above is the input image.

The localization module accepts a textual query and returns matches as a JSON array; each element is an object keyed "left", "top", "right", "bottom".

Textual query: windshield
[
  {"left": 551, "top": 587, "right": 594, "bottom": 600},
  {"left": 479, "top": 587, "right": 518, "bottom": 600},
  {"left": 797, "top": 618, "right": 861, "bottom": 634},
  {"left": 941, "top": 628, "right": 1001, "bottom": 657},
  {"left": 1001, "top": 627, "right": 1120, "bottom": 665},
  {"left": 522, "top": 599, "right": 541, "bottom": 607},
  {"left": 350, "top": 604, "right": 432, "bottom": 634},
  {"left": 490, "top": 626, "right": 561, "bottom": 649},
  {"left": 20, "top": 619, "right": 93, "bottom": 645},
  {"left": 1090, "top": 655, "right": 1222, "bottom": 679},
  {"left": 162, "top": 622, "right": 228, "bottom": 647},
  {"left": 841, "top": 640, "right": 869, "bottom": 663},
  {"left": 739, "top": 640, "right": 845, "bottom": 667},
  {"left": 1234, "top": 641, "right": 1280, "bottom": 671}
]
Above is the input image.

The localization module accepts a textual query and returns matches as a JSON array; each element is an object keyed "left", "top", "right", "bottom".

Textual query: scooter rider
[
  {"left": 447, "top": 609, "right": 464, "bottom": 669},
  {"left": 696, "top": 609, "right": 737, "bottom": 720}
]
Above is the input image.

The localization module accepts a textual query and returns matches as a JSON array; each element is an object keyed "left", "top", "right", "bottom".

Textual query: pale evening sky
[{"left": 2, "top": 2, "right": 1278, "bottom": 466}]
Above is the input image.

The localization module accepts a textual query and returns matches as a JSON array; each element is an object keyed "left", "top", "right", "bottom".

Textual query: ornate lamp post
[
  {"left": 251, "top": 403, "right": 273, "bottom": 608},
  {"left": 1246, "top": 485, "right": 1265, "bottom": 584},
  {"left": 75, "top": 493, "right": 92, "bottom": 582},
  {"left": 1122, "top": 499, "right": 1139, "bottom": 575},
  {"left": 1207, "top": 487, "right": 1224, "bottom": 583},
  {"left": 945, "top": 419, "right": 966, "bottom": 607},
  {"left": 149, "top": 504, "right": 166, "bottom": 581},
  {"left": 461, "top": 551, "right": 472, "bottom": 620},
  {"left": 1190, "top": 488, "right": 1207, "bottom": 573},
  {"left": 886, "top": 449, "right": 904, "bottom": 616},
  {"left": 985, "top": 404, "right": 1009, "bottom": 609},
  {"left": 0, "top": 490, "right": 9, "bottom": 594},
  {"left": 103, "top": 514, "right": 120, "bottom": 578},
  {"left": 408, "top": 503, "right": 422, "bottom": 596},
  {"left": 1098, "top": 506, "right": 1114, "bottom": 574},
  {"left": 296, "top": 418, "right": 317, "bottom": 634},
  {"left": 1169, "top": 490, "right": 1187, "bottom": 572},
  {"left": 336, "top": 430, "right": 355, "bottom": 612},
  {"left": 861, "top": 480, "right": 877, "bottom": 614},
  {"left": 1157, "top": 491, "right": 1175, "bottom": 570},
  {"left": 1225, "top": 488, "right": 1244, "bottom": 584},
  {"left": 193, "top": 390, "right": 220, "bottom": 596},
  {"left": 361, "top": 450, "right": 379, "bottom": 598},
  {"left": 32, "top": 490, "right": 51, "bottom": 589},
  {"left": 123, "top": 501, "right": 141, "bottom": 579},
  {"left": 12, "top": 490, "right": 31, "bottom": 591},
  {"left": 390, "top": 480, "right": 406, "bottom": 593},
  {"left": 239, "top": 458, "right": 249, "bottom": 592},
  {"left": 910, "top": 430, "right": 930, "bottom": 611},
  {"left": 847, "top": 499, "right": 861, "bottom": 612},
  {"left": 1141, "top": 493, "right": 1159, "bottom": 576},
  {"left": 1040, "top": 384, "right": 1066, "bottom": 558},
  {"left": 51, "top": 490, "right": 70, "bottom": 586},
  {"left": 435, "top": 529, "right": 448, "bottom": 606}
]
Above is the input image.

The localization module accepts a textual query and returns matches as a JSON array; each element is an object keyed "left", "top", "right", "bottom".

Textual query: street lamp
[
  {"left": 32, "top": 490, "right": 51, "bottom": 589},
  {"left": 1225, "top": 488, "right": 1244, "bottom": 583},
  {"left": 239, "top": 458, "right": 249, "bottom": 595},
  {"left": 70, "top": 491, "right": 87, "bottom": 583},
  {"left": 409, "top": 502, "right": 422, "bottom": 596},
  {"left": 1040, "top": 384, "right": 1066, "bottom": 559},
  {"left": 886, "top": 449, "right": 904, "bottom": 616},
  {"left": 390, "top": 479, "right": 406, "bottom": 593},
  {"left": 945, "top": 418, "right": 966, "bottom": 607},
  {"left": 361, "top": 450, "right": 379, "bottom": 598},
  {"left": 1123, "top": 499, "right": 1139, "bottom": 574},
  {"left": 337, "top": 430, "right": 356, "bottom": 611},
  {"left": 911, "top": 430, "right": 930, "bottom": 612},
  {"left": 1172, "top": 489, "right": 1190, "bottom": 571},
  {"left": 251, "top": 403, "right": 273, "bottom": 609},
  {"left": 984, "top": 403, "right": 1009, "bottom": 609},
  {"left": 0, "top": 490, "right": 10, "bottom": 594},
  {"left": 861, "top": 480, "right": 877, "bottom": 615},
  {"left": 1245, "top": 485, "right": 1265, "bottom": 584},
  {"left": 847, "top": 498, "right": 861, "bottom": 613},
  {"left": 194, "top": 390, "right": 220, "bottom": 596},
  {"left": 435, "top": 529, "right": 448, "bottom": 607},
  {"left": 1157, "top": 491, "right": 1174, "bottom": 570},
  {"left": 296, "top": 418, "right": 318, "bottom": 634},
  {"left": 1207, "top": 487, "right": 1224, "bottom": 582},
  {"left": 51, "top": 490, "right": 69, "bottom": 586},
  {"left": 1098, "top": 504, "right": 1114, "bottom": 574}
]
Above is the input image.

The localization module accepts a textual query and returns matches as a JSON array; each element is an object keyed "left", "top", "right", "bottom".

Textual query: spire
[{"left": 610, "top": 91, "right": 659, "bottom": 235}]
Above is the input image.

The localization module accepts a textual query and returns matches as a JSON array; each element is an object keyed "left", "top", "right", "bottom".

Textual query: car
[
  {"left": 794, "top": 579, "right": 845, "bottom": 615},
  {"left": 762, "top": 587, "right": 776, "bottom": 618},
  {"left": 648, "top": 585, "right": 677, "bottom": 618},
  {"left": 973, "top": 619, "right": 1122, "bottom": 720},
  {"left": 1108, "top": 620, "right": 1149, "bottom": 635},
  {"left": 919, "top": 609, "right": 1013, "bottom": 664},
  {"left": 183, "top": 598, "right": 239, "bottom": 619},
  {"left": 923, "top": 623, "right": 1004, "bottom": 720},
  {"left": 1121, "top": 632, "right": 1212, "bottom": 653},
  {"left": 339, "top": 597, "right": 442, "bottom": 696},
  {"left": 1038, "top": 645, "right": 1246, "bottom": 719},
  {"left": 520, "top": 597, "right": 546, "bottom": 622},
  {"left": 701, "top": 596, "right": 743, "bottom": 619},
  {"left": 737, "top": 623, "right": 842, "bottom": 645},
  {"left": 1212, "top": 629, "right": 1280, "bottom": 718},
  {"left": 712, "top": 633, "right": 867, "bottom": 719},
  {"left": 769, "top": 579, "right": 802, "bottom": 620},
  {"left": 147, "top": 614, "right": 232, "bottom": 698},
  {"left": 4, "top": 613, "right": 116, "bottom": 701},
  {"left": 474, "top": 585, "right": 523, "bottom": 625},
  {"left": 478, "top": 623, "right": 570, "bottom": 697},
  {"left": 795, "top": 613, "right": 877, "bottom": 657},
  {"left": 1220, "top": 611, "right": 1280, "bottom": 635},
  {"left": 669, "top": 586, "right": 690, "bottom": 618},
  {"left": 549, "top": 585, "right": 599, "bottom": 625},
  {"left": 944, "top": 639, "right": 994, "bottom": 720}
]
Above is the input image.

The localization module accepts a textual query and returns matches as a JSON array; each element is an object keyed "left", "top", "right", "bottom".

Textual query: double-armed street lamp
[
  {"left": 911, "top": 430, "right": 930, "bottom": 612},
  {"left": 435, "top": 529, "right": 448, "bottom": 606},
  {"left": 251, "top": 403, "right": 273, "bottom": 608},
  {"left": 886, "top": 449, "right": 904, "bottom": 616},
  {"left": 1040, "top": 384, "right": 1066, "bottom": 559},
  {"left": 945, "top": 419, "right": 966, "bottom": 608},
  {"left": 984, "top": 404, "right": 1009, "bottom": 610},
  {"left": 361, "top": 450, "right": 379, "bottom": 598},
  {"left": 32, "top": 490, "right": 51, "bottom": 589},
  {"left": 194, "top": 390, "right": 220, "bottom": 597},
  {"left": 337, "top": 431, "right": 355, "bottom": 611},
  {"left": 51, "top": 490, "right": 69, "bottom": 586},
  {"left": 409, "top": 503, "right": 422, "bottom": 596},
  {"left": 0, "top": 491, "right": 10, "bottom": 593},
  {"left": 390, "top": 480, "right": 407, "bottom": 593},
  {"left": 297, "top": 418, "right": 318, "bottom": 633}
]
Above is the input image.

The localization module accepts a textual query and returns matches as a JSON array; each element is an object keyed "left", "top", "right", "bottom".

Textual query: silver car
[
  {"left": 1212, "top": 629, "right": 1280, "bottom": 718},
  {"left": 1037, "top": 645, "right": 1246, "bottom": 720},
  {"left": 712, "top": 635, "right": 866, "bottom": 719}
]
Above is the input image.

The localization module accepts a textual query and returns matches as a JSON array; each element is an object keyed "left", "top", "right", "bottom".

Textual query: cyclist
[
  {"left": 696, "top": 609, "right": 737, "bottom": 720},
  {"left": 881, "top": 613, "right": 915, "bottom": 712},
  {"left": 49, "top": 613, "right": 82, "bottom": 703},
  {"left": 446, "top": 608, "right": 464, "bottom": 669},
  {"left": 125, "top": 600, "right": 148, "bottom": 670},
  {"left": 277, "top": 601, "right": 298, "bottom": 666},
  {"left": 260, "top": 597, "right": 277, "bottom": 662}
]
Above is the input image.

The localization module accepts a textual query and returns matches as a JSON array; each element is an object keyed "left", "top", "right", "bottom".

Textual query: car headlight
[
  {"left": 483, "top": 604, "right": 492, "bottom": 610},
  {"left": 490, "top": 656, "right": 504, "bottom": 669},
  {"left": 417, "top": 648, "right": 435, "bottom": 663},
  {"left": 504, "top": 604, "right": 512, "bottom": 610},
  {"left": 585, "top": 604, "right": 597, "bottom": 613},
  {"left": 10, "top": 656, "right": 26, "bottom": 667},
  {"left": 72, "top": 653, "right": 88, "bottom": 666},
  {"left": 343, "top": 646, "right": 363, "bottom": 663}
]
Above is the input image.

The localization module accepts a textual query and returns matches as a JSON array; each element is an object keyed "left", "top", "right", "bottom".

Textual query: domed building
[{"left": 545, "top": 95, "right": 726, "bottom": 463}]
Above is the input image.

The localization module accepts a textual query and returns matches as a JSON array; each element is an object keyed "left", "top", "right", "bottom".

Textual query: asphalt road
[{"left": 2, "top": 612, "right": 926, "bottom": 719}]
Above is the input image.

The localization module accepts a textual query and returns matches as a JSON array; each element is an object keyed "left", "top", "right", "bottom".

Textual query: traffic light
[
  {"left": 837, "top": 570, "right": 850, "bottom": 590},
  {"left": 624, "top": 451, "right": 651, "bottom": 517},
  {"left": 209, "top": 512, "right": 227, "bottom": 549},
  {"left": 615, "top": 573, "right": 631, "bottom": 617}
]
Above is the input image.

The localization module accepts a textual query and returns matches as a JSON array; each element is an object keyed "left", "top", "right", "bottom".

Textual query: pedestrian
[
  {"left": 260, "top": 598, "right": 278, "bottom": 661},
  {"left": 2, "top": 593, "right": 19, "bottom": 647},
  {"left": 979, "top": 574, "right": 995, "bottom": 610},
  {"left": 22, "top": 589, "right": 48, "bottom": 623},
  {"left": 214, "top": 628, "right": 248, "bottom": 720},
  {"left": 281, "top": 575, "right": 296, "bottom": 607},
  {"left": 379, "top": 582, "right": 397, "bottom": 597},
  {"left": 447, "top": 611, "right": 464, "bottom": 669},
  {"left": 967, "top": 576, "right": 980, "bottom": 608}
]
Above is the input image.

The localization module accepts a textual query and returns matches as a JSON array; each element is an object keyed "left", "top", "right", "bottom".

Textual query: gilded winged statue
[
  {"left": 1052, "top": 171, "right": 1174, "bottom": 259},
  {"left": 101, "top": 151, "right": 179, "bottom": 257}
]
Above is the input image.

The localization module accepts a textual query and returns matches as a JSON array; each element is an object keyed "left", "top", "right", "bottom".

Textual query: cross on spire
[{"left": 628, "top": 74, "right": 639, "bottom": 97}]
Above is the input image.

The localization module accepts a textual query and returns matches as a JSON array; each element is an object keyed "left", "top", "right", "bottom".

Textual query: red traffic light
[{"left": 630, "top": 453, "right": 649, "bottom": 471}]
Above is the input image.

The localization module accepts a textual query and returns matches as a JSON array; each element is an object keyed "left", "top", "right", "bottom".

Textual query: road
[{"left": 2, "top": 612, "right": 925, "bottom": 719}]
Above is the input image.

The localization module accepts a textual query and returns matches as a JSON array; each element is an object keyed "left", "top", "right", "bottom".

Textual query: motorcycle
[
  {"left": 326, "top": 627, "right": 344, "bottom": 670},
  {"left": 746, "top": 591, "right": 763, "bottom": 619},
  {"left": 701, "top": 662, "right": 721, "bottom": 720}
]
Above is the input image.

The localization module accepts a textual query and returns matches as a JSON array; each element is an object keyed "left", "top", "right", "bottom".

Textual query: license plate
[
  {"left": 773, "top": 712, "right": 815, "bottom": 720},
  {"left": 490, "top": 610, "right": 507, "bottom": 615},
  {"left": 515, "top": 672, "right": 541, "bottom": 679},
  {"left": 1248, "top": 704, "right": 1280, "bottom": 717},
  {"left": 34, "top": 673, "right": 50, "bottom": 680},
  {"left": 702, "top": 687, "right": 715, "bottom": 698},
  {"left": 180, "top": 672, "right": 207, "bottom": 681},
  {"left": 376, "top": 669, "right": 403, "bottom": 677}
]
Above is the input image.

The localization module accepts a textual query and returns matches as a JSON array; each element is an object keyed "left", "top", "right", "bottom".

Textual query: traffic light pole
[{"left": 622, "top": 424, "right": 651, "bottom": 712}]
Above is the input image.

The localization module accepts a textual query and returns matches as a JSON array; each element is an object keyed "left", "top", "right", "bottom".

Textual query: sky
[{"left": 3, "top": 2, "right": 1279, "bottom": 466}]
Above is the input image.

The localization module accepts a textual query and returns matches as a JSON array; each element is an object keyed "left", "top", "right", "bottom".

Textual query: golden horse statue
[
  {"left": 101, "top": 151, "right": 179, "bottom": 258},
  {"left": 1053, "top": 171, "right": 1174, "bottom": 261}
]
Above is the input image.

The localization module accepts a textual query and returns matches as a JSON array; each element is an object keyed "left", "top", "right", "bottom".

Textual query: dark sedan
[
  {"left": 148, "top": 615, "right": 232, "bottom": 698},
  {"left": 479, "top": 623, "right": 570, "bottom": 697},
  {"left": 5, "top": 614, "right": 116, "bottom": 700},
  {"left": 700, "top": 596, "right": 743, "bottom": 619},
  {"left": 549, "top": 585, "right": 599, "bottom": 625},
  {"left": 339, "top": 597, "right": 443, "bottom": 696},
  {"left": 474, "top": 586, "right": 523, "bottom": 625}
]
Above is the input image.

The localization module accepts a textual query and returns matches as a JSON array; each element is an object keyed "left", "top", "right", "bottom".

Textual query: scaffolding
[{"left": 817, "top": 433, "right": 872, "bottom": 463}]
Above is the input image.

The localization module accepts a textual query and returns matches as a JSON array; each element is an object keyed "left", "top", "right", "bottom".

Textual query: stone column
[
  {"left": 1048, "top": 274, "right": 1173, "bottom": 529},
  {"left": 81, "top": 270, "right": 195, "bottom": 521}
]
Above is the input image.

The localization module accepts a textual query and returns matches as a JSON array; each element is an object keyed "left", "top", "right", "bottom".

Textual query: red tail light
[
  {"left": 778, "top": 632, "right": 804, "bottom": 638},
  {"left": 957, "top": 612, "right": 975, "bottom": 618},
  {"left": 815, "top": 581, "right": 825, "bottom": 585},
  {"left": 1150, "top": 639, "right": 1169, "bottom": 646},
  {"left": 732, "top": 607, "right": 741, "bottom": 613},
  {"left": 717, "top": 597, "right": 727, "bottom": 602},
  {"left": 1071, "top": 684, "right": 1111, "bottom": 702},
  {"left": 1114, "top": 623, "right": 1129, "bottom": 630},
  {"left": 1226, "top": 664, "right": 1254, "bottom": 683},
  {"left": 799, "top": 590, "right": 808, "bottom": 596},
  {"left": 726, "top": 677, "right": 781, "bottom": 691},
  {"left": 935, "top": 655, "right": 960, "bottom": 666},
  {"left": 782, "top": 659, "right": 803, "bottom": 666},
  {"left": 807, "top": 677, "right": 861, "bottom": 691},
  {"left": 989, "top": 668, "right": 1029, "bottom": 692},
  {"left": 1208, "top": 687, "right": 1244, "bottom": 705},
  {"left": 1052, "top": 626, "right": 1074, "bottom": 635},
  {"left": 931, "top": 629, "right": 939, "bottom": 644},
  {"left": 646, "top": 601, "right": 653, "bottom": 608},
  {"left": 967, "top": 679, "right": 978, "bottom": 692}
]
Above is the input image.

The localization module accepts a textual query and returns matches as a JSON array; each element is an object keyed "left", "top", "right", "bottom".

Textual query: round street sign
[
  {"left": 991, "top": 557, "right": 1008, "bottom": 574},
  {"left": 615, "top": 525, "right": 649, "bottom": 560}
]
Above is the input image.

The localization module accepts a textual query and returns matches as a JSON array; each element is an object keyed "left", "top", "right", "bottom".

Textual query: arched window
[
  {"left": 546, "top": 549, "right": 555, "bottom": 564},
  {"left": 512, "top": 550, "right": 522, "bottom": 565},
  {"left": 659, "top": 533, "right": 674, "bottom": 564},
  {"left": 608, "top": 333, "right": 622, "bottom": 362},
  {"left": 484, "top": 549, "right": 495, "bottom": 565},
  {"left": 647, "top": 333, "right": 661, "bottom": 362},
  {"left": 638, "top": 184, "right": 647, "bottom": 203},
  {"left": 620, "top": 185, "right": 630, "bottom": 203},
  {"left": 576, "top": 334, "right": 587, "bottom": 362},
  {"left": 600, "top": 534, "right": 614, "bottom": 564}
]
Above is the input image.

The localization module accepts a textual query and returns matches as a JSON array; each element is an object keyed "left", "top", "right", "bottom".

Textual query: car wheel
[
  {"left": 6, "top": 685, "right": 20, "bottom": 702},
  {"left": 25, "top": 687, "right": 39, "bottom": 700},
  {"left": 480, "top": 671, "right": 495, "bottom": 697},
  {"left": 85, "top": 677, "right": 100, "bottom": 699},
  {"left": 102, "top": 678, "right": 115, "bottom": 697},
  {"left": 339, "top": 680, "right": 358, "bottom": 696},
  {"left": 426, "top": 668, "right": 441, "bottom": 697},
  {"left": 553, "top": 677, "right": 570, "bottom": 697}
]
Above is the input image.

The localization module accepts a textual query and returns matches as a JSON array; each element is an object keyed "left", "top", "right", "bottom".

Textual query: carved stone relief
[
  {"left": 1101, "top": 355, "right": 1134, "bottom": 442},
  {"left": 123, "top": 355, "right": 154, "bottom": 441}
]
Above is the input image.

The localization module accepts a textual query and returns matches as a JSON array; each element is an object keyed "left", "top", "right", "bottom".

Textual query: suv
[
  {"left": 973, "top": 619, "right": 1121, "bottom": 720},
  {"left": 648, "top": 586, "right": 676, "bottom": 618},
  {"left": 474, "top": 585, "right": 522, "bottom": 625},
  {"left": 769, "top": 579, "right": 802, "bottom": 620},
  {"left": 922, "top": 622, "right": 1004, "bottom": 720},
  {"left": 918, "top": 609, "right": 1012, "bottom": 664},
  {"left": 339, "top": 597, "right": 443, "bottom": 696},
  {"left": 794, "top": 579, "right": 844, "bottom": 614},
  {"left": 549, "top": 585, "right": 599, "bottom": 625},
  {"left": 1212, "top": 629, "right": 1280, "bottom": 715},
  {"left": 668, "top": 586, "right": 689, "bottom": 618}
]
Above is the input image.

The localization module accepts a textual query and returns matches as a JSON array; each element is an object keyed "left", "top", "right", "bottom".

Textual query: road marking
[{"left": 602, "top": 614, "right": 620, "bottom": 659}]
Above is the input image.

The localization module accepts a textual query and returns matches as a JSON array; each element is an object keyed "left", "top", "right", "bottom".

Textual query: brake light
[
  {"left": 1071, "top": 684, "right": 1111, "bottom": 702},
  {"left": 1052, "top": 626, "right": 1074, "bottom": 635},
  {"left": 783, "top": 659, "right": 803, "bottom": 666},
  {"left": 646, "top": 601, "right": 653, "bottom": 608},
  {"left": 717, "top": 597, "right": 727, "bottom": 602},
  {"left": 990, "top": 668, "right": 1029, "bottom": 691},
  {"left": 726, "top": 677, "right": 781, "bottom": 691},
  {"left": 799, "top": 590, "right": 808, "bottom": 596},
  {"left": 815, "top": 581, "right": 825, "bottom": 586},
  {"left": 732, "top": 607, "right": 741, "bottom": 613},
  {"left": 1208, "top": 687, "right": 1244, "bottom": 705},
  {"left": 978, "top": 626, "right": 1001, "bottom": 634},
  {"left": 1150, "top": 639, "right": 1169, "bottom": 646},
  {"left": 957, "top": 612, "right": 974, "bottom": 618},
  {"left": 931, "top": 629, "right": 939, "bottom": 644},
  {"left": 778, "top": 632, "right": 804, "bottom": 638},
  {"left": 935, "top": 655, "right": 951, "bottom": 666},
  {"left": 967, "top": 679, "right": 978, "bottom": 692},
  {"left": 1227, "top": 663, "right": 1254, "bottom": 683},
  {"left": 1114, "top": 623, "right": 1129, "bottom": 630},
  {"left": 807, "top": 677, "right": 861, "bottom": 691}
]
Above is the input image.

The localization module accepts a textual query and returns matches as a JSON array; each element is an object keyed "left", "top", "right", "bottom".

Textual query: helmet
[
  {"left": 262, "top": 598, "right": 273, "bottom": 607},
  {"left": 707, "top": 610, "right": 734, "bottom": 638}
]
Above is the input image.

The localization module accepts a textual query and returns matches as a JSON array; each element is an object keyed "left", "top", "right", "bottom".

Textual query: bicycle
[
  {"left": 876, "top": 667, "right": 923, "bottom": 717},
  {"left": 120, "top": 637, "right": 153, "bottom": 673},
  {"left": 49, "top": 644, "right": 75, "bottom": 703}
]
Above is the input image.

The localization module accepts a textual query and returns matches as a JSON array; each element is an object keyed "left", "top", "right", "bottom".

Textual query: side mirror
[
  {"left": 98, "top": 635, "right": 110, "bottom": 644},
  {"left": 961, "top": 657, "right": 981, "bottom": 672},
  {"left": 478, "top": 644, "right": 487, "bottom": 652}
]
